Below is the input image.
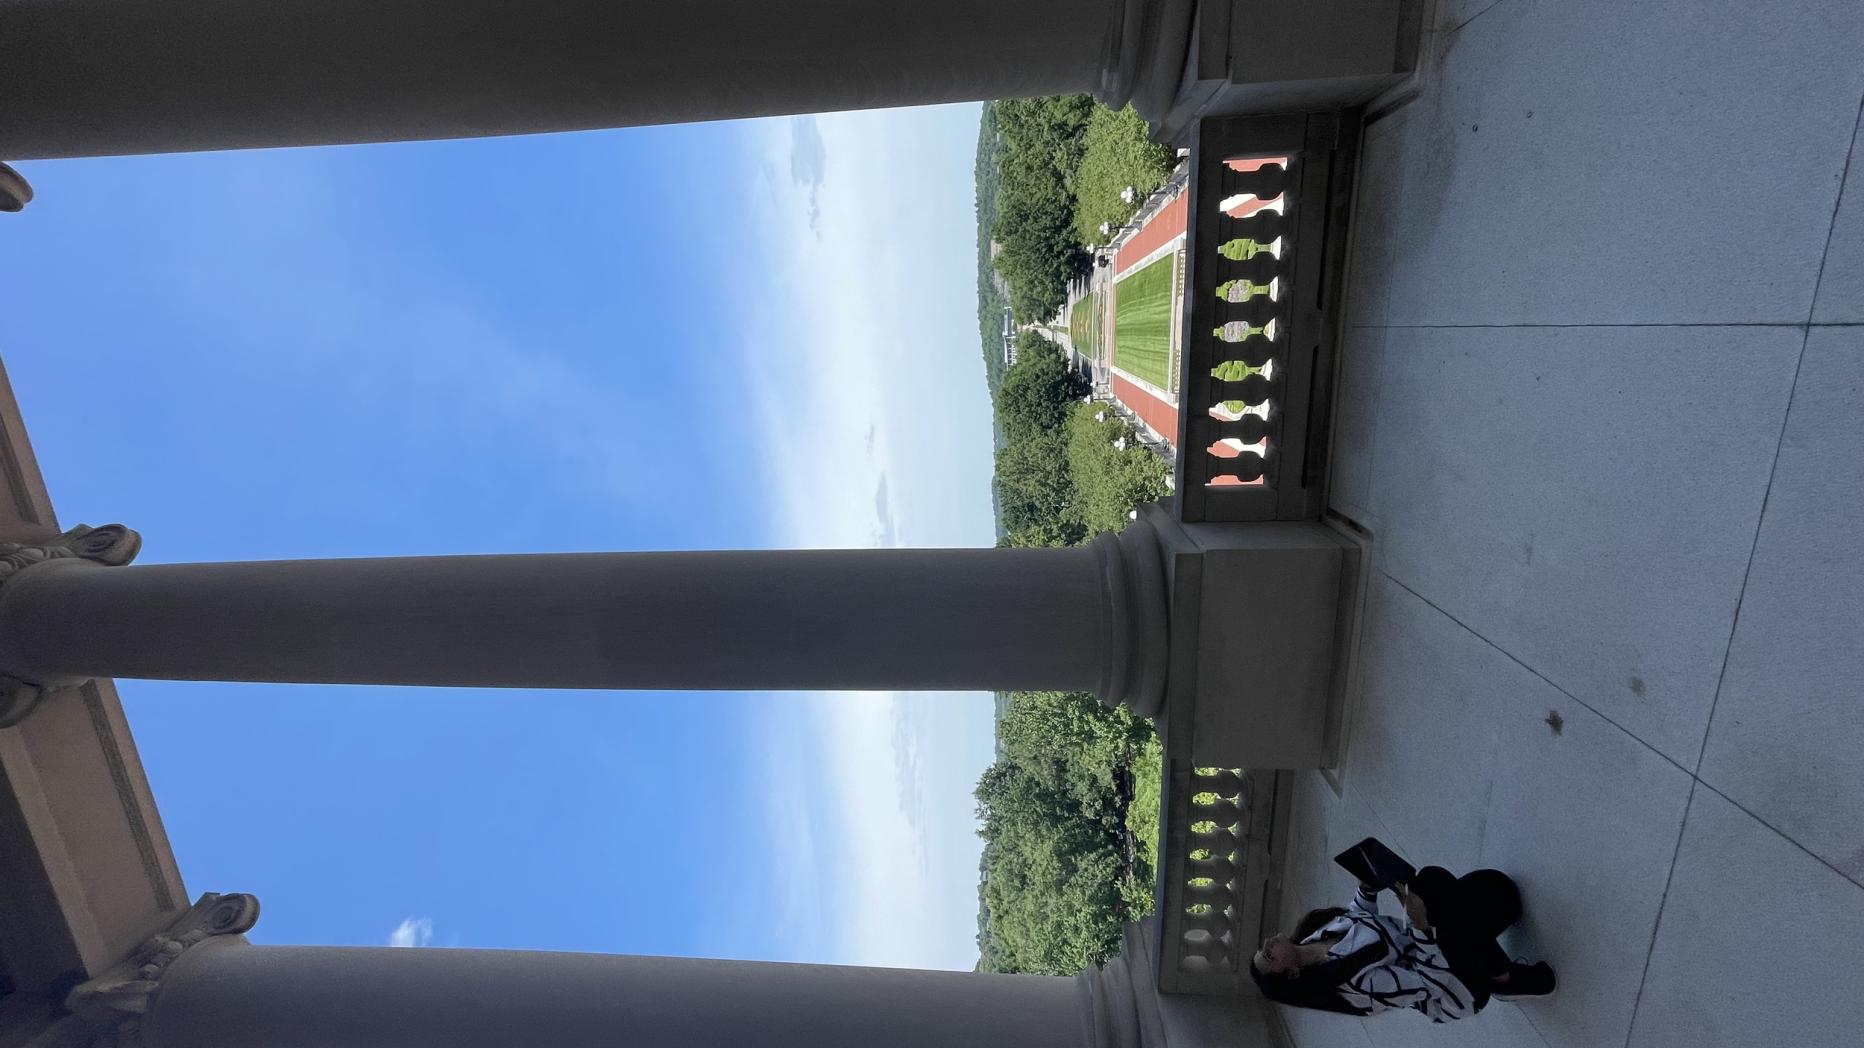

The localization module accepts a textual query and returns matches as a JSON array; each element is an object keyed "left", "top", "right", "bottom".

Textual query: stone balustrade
[
  {"left": 1177, "top": 112, "right": 1361, "bottom": 524},
  {"left": 1154, "top": 763, "right": 1291, "bottom": 997}
]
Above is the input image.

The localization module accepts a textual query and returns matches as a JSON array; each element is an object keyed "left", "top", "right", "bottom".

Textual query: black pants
[{"left": 1431, "top": 867, "right": 1523, "bottom": 1008}]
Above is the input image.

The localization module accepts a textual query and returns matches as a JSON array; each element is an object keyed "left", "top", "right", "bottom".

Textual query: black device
[{"left": 1333, "top": 837, "right": 1416, "bottom": 890}]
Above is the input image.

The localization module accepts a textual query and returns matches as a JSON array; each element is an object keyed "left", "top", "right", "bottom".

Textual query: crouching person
[{"left": 1250, "top": 882, "right": 1475, "bottom": 1023}]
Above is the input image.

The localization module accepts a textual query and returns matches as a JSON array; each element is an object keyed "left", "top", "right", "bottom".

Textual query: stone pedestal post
[
  {"left": 0, "top": 0, "right": 1193, "bottom": 159},
  {"left": 0, "top": 523, "right": 1168, "bottom": 721}
]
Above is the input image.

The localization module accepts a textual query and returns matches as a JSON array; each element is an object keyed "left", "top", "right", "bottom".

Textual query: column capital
[
  {"left": 0, "top": 161, "right": 32, "bottom": 212},
  {"left": 0, "top": 523, "right": 141, "bottom": 726},
  {"left": 64, "top": 892, "right": 261, "bottom": 1048}
]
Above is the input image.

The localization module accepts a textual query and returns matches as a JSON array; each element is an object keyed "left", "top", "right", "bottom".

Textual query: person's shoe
[{"left": 1493, "top": 960, "right": 1556, "bottom": 1000}]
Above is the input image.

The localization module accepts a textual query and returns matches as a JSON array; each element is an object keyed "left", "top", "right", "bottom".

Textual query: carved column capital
[
  {"left": 0, "top": 161, "right": 33, "bottom": 213},
  {"left": 0, "top": 523, "right": 142, "bottom": 726},
  {"left": 64, "top": 892, "right": 261, "bottom": 1048}
]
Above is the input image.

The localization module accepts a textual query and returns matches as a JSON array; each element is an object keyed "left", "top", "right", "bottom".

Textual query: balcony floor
[{"left": 1272, "top": 0, "right": 1864, "bottom": 1046}]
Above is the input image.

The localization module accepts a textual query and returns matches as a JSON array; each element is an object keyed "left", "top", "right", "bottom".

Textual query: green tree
[
  {"left": 999, "top": 518, "right": 1081, "bottom": 550},
  {"left": 1073, "top": 105, "right": 1177, "bottom": 246},
  {"left": 974, "top": 690, "right": 1158, "bottom": 975},
  {"left": 992, "top": 95, "right": 1095, "bottom": 190},
  {"left": 988, "top": 96, "right": 1097, "bottom": 322},
  {"left": 996, "top": 333, "right": 1088, "bottom": 443},
  {"left": 993, "top": 435, "right": 1080, "bottom": 546},
  {"left": 975, "top": 104, "right": 1011, "bottom": 399},
  {"left": 1064, "top": 402, "right": 1172, "bottom": 534},
  {"left": 993, "top": 171, "right": 1087, "bottom": 321}
]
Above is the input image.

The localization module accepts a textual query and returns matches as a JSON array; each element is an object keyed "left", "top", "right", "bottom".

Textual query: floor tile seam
[
  {"left": 1693, "top": 321, "right": 1811, "bottom": 775},
  {"left": 1690, "top": 779, "right": 1864, "bottom": 893},
  {"left": 1375, "top": 570, "right": 1697, "bottom": 781},
  {"left": 1621, "top": 780, "right": 1699, "bottom": 1048},
  {"left": 1804, "top": 90, "right": 1864, "bottom": 322},
  {"left": 1450, "top": 0, "right": 1514, "bottom": 35}
]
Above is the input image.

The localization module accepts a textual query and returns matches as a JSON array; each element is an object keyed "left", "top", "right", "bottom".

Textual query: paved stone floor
[{"left": 1278, "top": 1, "right": 1864, "bottom": 1046}]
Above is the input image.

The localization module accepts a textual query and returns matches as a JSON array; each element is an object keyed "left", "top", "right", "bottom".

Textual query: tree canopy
[
  {"left": 1064, "top": 403, "right": 1173, "bottom": 535},
  {"left": 974, "top": 691, "right": 1155, "bottom": 975},
  {"left": 1074, "top": 105, "right": 1178, "bottom": 246},
  {"left": 996, "top": 332, "right": 1089, "bottom": 442},
  {"left": 988, "top": 96, "right": 1097, "bottom": 323}
]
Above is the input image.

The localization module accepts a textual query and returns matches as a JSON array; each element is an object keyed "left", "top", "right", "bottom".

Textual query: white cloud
[
  {"left": 739, "top": 105, "right": 997, "bottom": 552},
  {"left": 758, "top": 690, "right": 992, "bottom": 971},
  {"left": 387, "top": 917, "right": 434, "bottom": 948},
  {"left": 731, "top": 106, "right": 1001, "bottom": 971}
]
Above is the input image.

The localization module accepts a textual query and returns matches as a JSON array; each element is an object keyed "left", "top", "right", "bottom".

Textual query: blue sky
[{"left": 2, "top": 105, "right": 998, "bottom": 969}]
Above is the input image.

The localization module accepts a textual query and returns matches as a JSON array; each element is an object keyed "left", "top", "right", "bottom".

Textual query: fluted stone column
[
  {"left": 0, "top": 0, "right": 1193, "bottom": 160},
  {"left": 0, "top": 523, "right": 1168, "bottom": 722}
]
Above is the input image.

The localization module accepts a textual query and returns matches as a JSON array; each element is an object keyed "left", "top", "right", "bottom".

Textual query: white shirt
[{"left": 1300, "top": 887, "right": 1476, "bottom": 1023}]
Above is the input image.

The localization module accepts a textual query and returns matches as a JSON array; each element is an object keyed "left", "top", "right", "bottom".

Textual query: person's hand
[{"left": 1400, "top": 884, "right": 1432, "bottom": 931}]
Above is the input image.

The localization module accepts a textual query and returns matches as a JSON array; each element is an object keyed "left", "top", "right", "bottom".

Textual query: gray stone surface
[
  {"left": 1276, "top": 990, "right": 1544, "bottom": 1048},
  {"left": 1700, "top": 327, "right": 1864, "bottom": 883},
  {"left": 1475, "top": 686, "right": 1692, "bottom": 1048},
  {"left": 1332, "top": 576, "right": 1507, "bottom": 869},
  {"left": 1274, "top": 1004, "right": 1374, "bottom": 1048},
  {"left": 1273, "top": 579, "right": 1692, "bottom": 1048},
  {"left": 1627, "top": 788, "right": 1864, "bottom": 1048},
  {"left": 1324, "top": 325, "right": 1388, "bottom": 525},
  {"left": 1296, "top": 3, "right": 1864, "bottom": 1047},
  {"left": 1812, "top": 106, "right": 1864, "bottom": 323},
  {"left": 1357, "top": 1000, "right": 1542, "bottom": 1048},
  {"left": 1375, "top": 0, "right": 1864, "bottom": 326},
  {"left": 1362, "top": 324, "right": 1799, "bottom": 766},
  {"left": 1437, "top": 0, "right": 1510, "bottom": 34}
]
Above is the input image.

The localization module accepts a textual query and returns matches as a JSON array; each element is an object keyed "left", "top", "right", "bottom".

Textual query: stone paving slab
[
  {"left": 1811, "top": 103, "right": 1864, "bottom": 323},
  {"left": 1360, "top": 323, "right": 1798, "bottom": 767},
  {"left": 1272, "top": 576, "right": 1691, "bottom": 1048},
  {"left": 1699, "top": 325, "right": 1864, "bottom": 883},
  {"left": 1377, "top": 0, "right": 1864, "bottom": 327},
  {"left": 1288, "top": 4, "right": 1864, "bottom": 1043},
  {"left": 1626, "top": 787, "right": 1864, "bottom": 1048}
]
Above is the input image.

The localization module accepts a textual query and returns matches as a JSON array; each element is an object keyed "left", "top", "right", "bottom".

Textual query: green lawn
[
  {"left": 1068, "top": 289, "right": 1102, "bottom": 357},
  {"left": 1113, "top": 254, "right": 1174, "bottom": 389}
]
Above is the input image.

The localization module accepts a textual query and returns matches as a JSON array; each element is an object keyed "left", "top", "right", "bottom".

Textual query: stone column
[
  {"left": 61, "top": 893, "right": 1113, "bottom": 1048},
  {"left": 0, "top": 523, "right": 1167, "bottom": 719},
  {"left": 64, "top": 895, "right": 1278, "bottom": 1048},
  {"left": 0, "top": 0, "right": 1193, "bottom": 160},
  {"left": 133, "top": 939, "right": 1091, "bottom": 1048}
]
